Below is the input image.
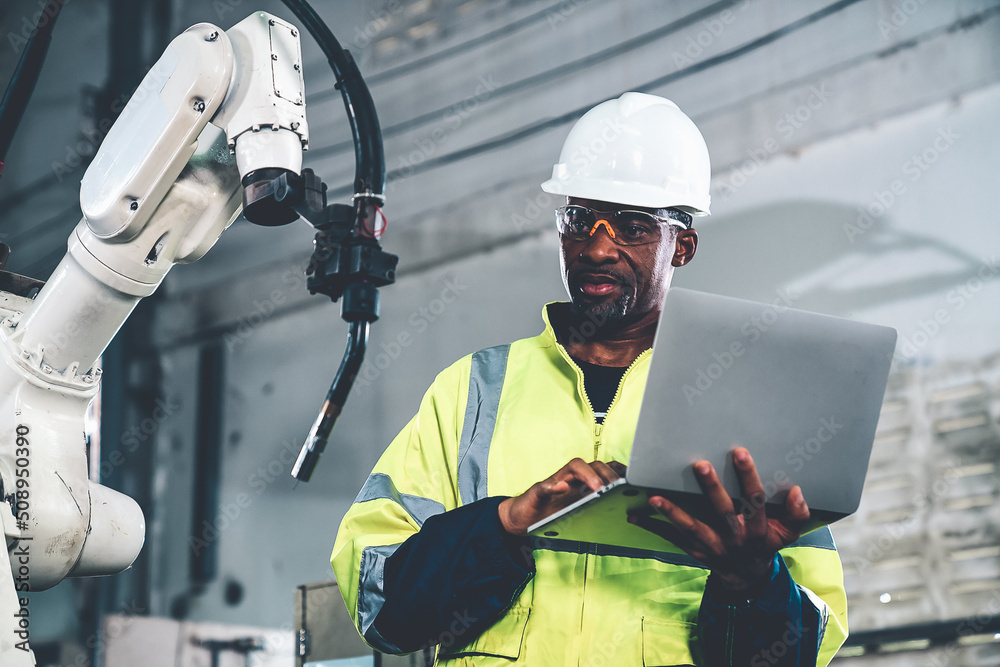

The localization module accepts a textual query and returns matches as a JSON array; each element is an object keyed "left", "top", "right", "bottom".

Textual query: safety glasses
[{"left": 554, "top": 205, "right": 691, "bottom": 246}]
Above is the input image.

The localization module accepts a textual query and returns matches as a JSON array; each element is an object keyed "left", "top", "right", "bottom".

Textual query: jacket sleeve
[
  {"left": 331, "top": 358, "right": 533, "bottom": 654},
  {"left": 697, "top": 529, "right": 849, "bottom": 667},
  {"left": 374, "top": 496, "right": 534, "bottom": 652}
]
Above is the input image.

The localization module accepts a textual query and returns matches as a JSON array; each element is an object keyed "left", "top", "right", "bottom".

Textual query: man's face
[{"left": 558, "top": 197, "right": 696, "bottom": 326}]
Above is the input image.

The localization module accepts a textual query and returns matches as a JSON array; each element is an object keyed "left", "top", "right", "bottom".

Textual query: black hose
[
  {"left": 0, "top": 0, "right": 64, "bottom": 179},
  {"left": 278, "top": 0, "right": 385, "bottom": 199},
  {"left": 291, "top": 320, "right": 370, "bottom": 482},
  {"left": 274, "top": 2, "right": 391, "bottom": 482}
]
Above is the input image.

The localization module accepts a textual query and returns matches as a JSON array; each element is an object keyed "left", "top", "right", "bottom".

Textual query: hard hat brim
[{"left": 540, "top": 175, "right": 710, "bottom": 216}]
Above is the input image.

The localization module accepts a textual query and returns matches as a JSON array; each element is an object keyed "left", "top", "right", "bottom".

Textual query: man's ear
[{"left": 672, "top": 228, "right": 698, "bottom": 267}]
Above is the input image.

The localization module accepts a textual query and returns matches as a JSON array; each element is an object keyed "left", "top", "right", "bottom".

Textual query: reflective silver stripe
[
  {"left": 798, "top": 584, "right": 831, "bottom": 648},
  {"left": 358, "top": 543, "right": 403, "bottom": 653},
  {"left": 354, "top": 472, "right": 445, "bottom": 527},
  {"left": 786, "top": 526, "right": 836, "bottom": 551},
  {"left": 457, "top": 344, "right": 510, "bottom": 505},
  {"left": 529, "top": 537, "right": 708, "bottom": 569},
  {"left": 790, "top": 528, "right": 835, "bottom": 648}
]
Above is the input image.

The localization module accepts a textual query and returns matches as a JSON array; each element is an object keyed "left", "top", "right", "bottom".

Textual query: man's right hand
[{"left": 498, "top": 458, "right": 622, "bottom": 535}]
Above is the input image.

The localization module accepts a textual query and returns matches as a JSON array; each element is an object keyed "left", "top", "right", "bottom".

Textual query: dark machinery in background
[
  {"left": 0, "top": 1, "right": 396, "bottom": 664},
  {"left": 0, "top": 0, "right": 395, "bottom": 484}
]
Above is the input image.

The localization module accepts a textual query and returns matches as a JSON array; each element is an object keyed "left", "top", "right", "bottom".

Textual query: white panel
[{"left": 100, "top": 615, "right": 294, "bottom": 667}]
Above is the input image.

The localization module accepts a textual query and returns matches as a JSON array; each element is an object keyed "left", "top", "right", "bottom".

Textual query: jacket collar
[
  {"left": 538, "top": 302, "right": 654, "bottom": 370},
  {"left": 539, "top": 302, "right": 566, "bottom": 348}
]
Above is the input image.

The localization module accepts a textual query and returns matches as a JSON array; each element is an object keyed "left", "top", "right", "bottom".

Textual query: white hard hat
[{"left": 541, "top": 92, "right": 711, "bottom": 216}]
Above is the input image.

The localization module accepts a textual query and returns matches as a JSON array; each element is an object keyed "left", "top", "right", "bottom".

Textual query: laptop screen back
[{"left": 627, "top": 288, "right": 897, "bottom": 519}]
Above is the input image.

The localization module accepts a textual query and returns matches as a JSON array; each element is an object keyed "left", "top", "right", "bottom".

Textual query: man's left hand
[{"left": 628, "top": 447, "right": 810, "bottom": 594}]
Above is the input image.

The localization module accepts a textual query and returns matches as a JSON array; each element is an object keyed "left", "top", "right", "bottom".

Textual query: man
[{"left": 332, "top": 93, "right": 848, "bottom": 666}]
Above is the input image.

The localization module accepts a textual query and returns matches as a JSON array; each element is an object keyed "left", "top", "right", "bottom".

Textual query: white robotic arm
[{"left": 0, "top": 12, "right": 308, "bottom": 664}]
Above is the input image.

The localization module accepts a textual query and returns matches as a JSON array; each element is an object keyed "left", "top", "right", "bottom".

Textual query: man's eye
[
  {"left": 567, "top": 218, "right": 590, "bottom": 232},
  {"left": 622, "top": 224, "right": 651, "bottom": 238}
]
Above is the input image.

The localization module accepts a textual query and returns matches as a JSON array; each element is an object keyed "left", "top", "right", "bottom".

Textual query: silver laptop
[{"left": 528, "top": 287, "right": 897, "bottom": 550}]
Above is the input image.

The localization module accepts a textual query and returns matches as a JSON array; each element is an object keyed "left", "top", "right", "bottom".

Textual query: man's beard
[{"left": 569, "top": 291, "right": 631, "bottom": 328}]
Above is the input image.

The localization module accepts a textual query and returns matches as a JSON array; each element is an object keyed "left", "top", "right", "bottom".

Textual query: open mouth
[
  {"left": 580, "top": 282, "right": 617, "bottom": 296},
  {"left": 575, "top": 273, "right": 624, "bottom": 298}
]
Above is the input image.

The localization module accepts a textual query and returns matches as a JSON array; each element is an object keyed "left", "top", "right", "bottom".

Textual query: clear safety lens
[{"left": 555, "top": 205, "right": 686, "bottom": 246}]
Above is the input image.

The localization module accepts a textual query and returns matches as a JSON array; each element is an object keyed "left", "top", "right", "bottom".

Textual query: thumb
[
  {"left": 542, "top": 479, "right": 571, "bottom": 496},
  {"left": 786, "top": 486, "right": 809, "bottom": 522}
]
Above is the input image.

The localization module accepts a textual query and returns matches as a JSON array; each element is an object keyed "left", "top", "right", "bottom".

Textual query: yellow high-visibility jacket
[{"left": 332, "top": 304, "right": 848, "bottom": 666}]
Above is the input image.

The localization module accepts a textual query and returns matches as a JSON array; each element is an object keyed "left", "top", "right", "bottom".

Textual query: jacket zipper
[
  {"left": 556, "top": 346, "right": 652, "bottom": 458},
  {"left": 605, "top": 348, "right": 652, "bottom": 424},
  {"left": 555, "top": 344, "right": 652, "bottom": 664},
  {"left": 596, "top": 348, "right": 651, "bottom": 456}
]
